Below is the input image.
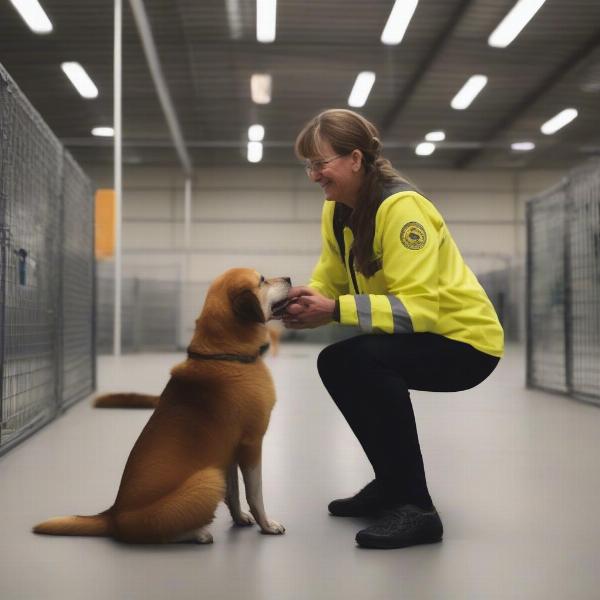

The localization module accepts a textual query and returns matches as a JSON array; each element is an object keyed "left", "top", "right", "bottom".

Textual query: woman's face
[{"left": 306, "top": 138, "right": 364, "bottom": 208}]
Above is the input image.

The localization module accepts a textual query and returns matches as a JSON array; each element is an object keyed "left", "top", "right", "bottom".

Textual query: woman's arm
[
  {"left": 307, "top": 201, "right": 349, "bottom": 300},
  {"left": 335, "top": 193, "right": 442, "bottom": 334}
]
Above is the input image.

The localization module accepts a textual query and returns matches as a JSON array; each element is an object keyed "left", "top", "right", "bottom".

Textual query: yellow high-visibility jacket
[{"left": 309, "top": 184, "right": 504, "bottom": 357}]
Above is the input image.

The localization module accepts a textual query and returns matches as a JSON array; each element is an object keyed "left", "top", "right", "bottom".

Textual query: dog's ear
[{"left": 232, "top": 289, "right": 265, "bottom": 323}]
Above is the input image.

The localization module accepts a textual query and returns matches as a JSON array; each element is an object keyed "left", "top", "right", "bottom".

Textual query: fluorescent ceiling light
[
  {"left": 248, "top": 124, "right": 265, "bottom": 141},
  {"left": 511, "top": 141, "right": 535, "bottom": 151},
  {"left": 451, "top": 75, "right": 487, "bottom": 110},
  {"left": 348, "top": 71, "right": 376, "bottom": 108},
  {"left": 225, "top": 0, "right": 243, "bottom": 40},
  {"left": 251, "top": 74, "right": 272, "bottom": 104},
  {"left": 415, "top": 142, "right": 435, "bottom": 156},
  {"left": 257, "top": 0, "right": 276, "bottom": 43},
  {"left": 540, "top": 108, "right": 578, "bottom": 135},
  {"left": 9, "top": 0, "right": 53, "bottom": 34},
  {"left": 425, "top": 130, "right": 445, "bottom": 142},
  {"left": 488, "top": 0, "right": 547, "bottom": 48},
  {"left": 248, "top": 141, "right": 263, "bottom": 163},
  {"left": 61, "top": 62, "right": 99, "bottom": 99},
  {"left": 92, "top": 127, "right": 114, "bottom": 137},
  {"left": 380, "top": 0, "right": 418, "bottom": 45}
]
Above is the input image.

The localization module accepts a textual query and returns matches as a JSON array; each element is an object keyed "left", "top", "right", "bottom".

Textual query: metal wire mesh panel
[
  {"left": 96, "top": 272, "right": 180, "bottom": 353},
  {"left": 527, "top": 161, "right": 600, "bottom": 404},
  {"left": 96, "top": 274, "right": 136, "bottom": 353},
  {"left": 135, "top": 280, "right": 180, "bottom": 350},
  {"left": 61, "top": 151, "right": 95, "bottom": 409},
  {"left": 567, "top": 164, "right": 600, "bottom": 402},
  {"left": 0, "top": 65, "right": 62, "bottom": 449},
  {"left": 527, "top": 185, "right": 568, "bottom": 393}
]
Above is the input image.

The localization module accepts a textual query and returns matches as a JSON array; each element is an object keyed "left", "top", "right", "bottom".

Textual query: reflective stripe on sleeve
[
  {"left": 339, "top": 294, "right": 414, "bottom": 334},
  {"left": 354, "top": 295, "right": 372, "bottom": 331},
  {"left": 387, "top": 294, "right": 414, "bottom": 333}
]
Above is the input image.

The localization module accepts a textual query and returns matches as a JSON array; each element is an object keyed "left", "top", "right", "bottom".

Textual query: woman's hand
[{"left": 282, "top": 286, "right": 335, "bottom": 329}]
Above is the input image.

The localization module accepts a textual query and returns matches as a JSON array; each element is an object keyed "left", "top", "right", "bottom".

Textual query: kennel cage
[
  {"left": 526, "top": 159, "right": 600, "bottom": 405},
  {"left": 0, "top": 63, "right": 95, "bottom": 456},
  {"left": 96, "top": 267, "right": 181, "bottom": 353}
]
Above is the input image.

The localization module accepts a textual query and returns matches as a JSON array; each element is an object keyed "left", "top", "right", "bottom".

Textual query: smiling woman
[
  {"left": 294, "top": 109, "right": 411, "bottom": 277},
  {"left": 282, "top": 108, "right": 504, "bottom": 550}
]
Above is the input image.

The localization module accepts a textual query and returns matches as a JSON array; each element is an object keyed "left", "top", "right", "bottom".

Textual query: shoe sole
[
  {"left": 328, "top": 509, "right": 382, "bottom": 518},
  {"left": 355, "top": 533, "right": 443, "bottom": 550}
]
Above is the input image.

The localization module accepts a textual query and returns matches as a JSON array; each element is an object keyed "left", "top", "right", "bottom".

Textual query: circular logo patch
[{"left": 400, "top": 222, "right": 427, "bottom": 250}]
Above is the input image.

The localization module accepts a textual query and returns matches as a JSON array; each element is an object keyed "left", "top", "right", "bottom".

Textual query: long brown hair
[{"left": 295, "top": 109, "right": 409, "bottom": 277}]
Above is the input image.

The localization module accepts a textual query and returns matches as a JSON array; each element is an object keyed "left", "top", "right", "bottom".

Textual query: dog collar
[{"left": 186, "top": 342, "right": 270, "bottom": 364}]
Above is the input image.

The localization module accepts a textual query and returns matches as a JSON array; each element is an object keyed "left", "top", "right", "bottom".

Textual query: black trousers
[{"left": 317, "top": 333, "right": 500, "bottom": 510}]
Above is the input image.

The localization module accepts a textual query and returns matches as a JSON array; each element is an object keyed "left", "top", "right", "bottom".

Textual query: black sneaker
[
  {"left": 355, "top": 504, "right": 443, "bottom": 549},
  {"left": 328, "top": 479, "right": 385, "bottom": 517}
]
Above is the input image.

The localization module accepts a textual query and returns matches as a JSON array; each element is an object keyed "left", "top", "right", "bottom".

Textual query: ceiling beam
[
  {"left": 455, "top": 27, "right": 600, "bottom": 169},
  {"left": 381, "top": 0, "right": 475, "bottom": 134},
  {"left": 128, "top": 0, "right": 193, "bottom": 175}
]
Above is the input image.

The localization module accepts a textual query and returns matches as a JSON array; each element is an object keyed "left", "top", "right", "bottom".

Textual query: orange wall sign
[{"left": 95, "top": 189, "right": 115, "bottom": 259}]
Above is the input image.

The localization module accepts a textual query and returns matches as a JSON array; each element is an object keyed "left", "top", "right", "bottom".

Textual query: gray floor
[{"left": 1, "top": 343, "right": 600, "bottom": 600}]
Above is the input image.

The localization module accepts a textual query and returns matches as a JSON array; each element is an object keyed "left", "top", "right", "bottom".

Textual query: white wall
[
  {"left": 86, "top": 163, "right": 564, "bottom": 285},
  {"left": 86, "top": 163, "right": 567, "bottom": 345}
]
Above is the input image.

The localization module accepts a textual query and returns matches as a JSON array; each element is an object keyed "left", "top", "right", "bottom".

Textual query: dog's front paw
[
  {"left": 233, "top": 512, "right": 255, "bottom": 527},
  {"left": 260, "top": 520, "right": 285, "bottom": 535}
]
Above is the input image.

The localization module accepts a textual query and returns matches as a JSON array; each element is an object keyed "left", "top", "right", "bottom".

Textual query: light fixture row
[
  {"left": 416, "top": 106, "right": 578, "bottom": 157},
  {"left": 254, "top": 0, "right": 547, "bottom": 48},
  {"left": 12, "top": 0, "right": 564, "bottom": 164},
  {"left": 244, "top": 105, "right": 578, "bottom": 164}
]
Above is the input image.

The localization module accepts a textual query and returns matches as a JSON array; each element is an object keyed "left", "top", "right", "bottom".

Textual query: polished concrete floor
[{"left": 1, "top": 343, "right": 600, "bottom": 600}]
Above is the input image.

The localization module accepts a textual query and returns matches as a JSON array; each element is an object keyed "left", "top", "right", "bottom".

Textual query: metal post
[
  {"left": 563, "top": 179, "right": 573, "bottom": 395},
  {"left": 128, "top": 0, "right": 192, "bottom": 175},
  {"left": 525, "top": 202, "right": 533, "bottom": 388},
  {"left": 184, "top": 177, "right": 192, "bottom": 279},
  {"left": 56, "top": 152, "right": 66, "bottom": 413},
  {"left": 0, "top": 226, "right": 9, "bottom": 448},
  {"left": 113, "top": 0, "right": 123, "bottom": 356}
]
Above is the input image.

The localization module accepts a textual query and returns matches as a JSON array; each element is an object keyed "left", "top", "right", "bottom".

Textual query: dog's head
[{"left": 201, "top": 268, "right": 291, "bottom": 327}]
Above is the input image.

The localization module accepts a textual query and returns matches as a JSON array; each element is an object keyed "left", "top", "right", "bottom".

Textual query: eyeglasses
[{"left": 303, "top": 154, "right": 345, "bottom": 175}]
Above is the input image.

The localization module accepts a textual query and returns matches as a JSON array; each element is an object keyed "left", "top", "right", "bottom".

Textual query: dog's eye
[{"left": 259, "top": 275, "right": 265, "bottom": 285}]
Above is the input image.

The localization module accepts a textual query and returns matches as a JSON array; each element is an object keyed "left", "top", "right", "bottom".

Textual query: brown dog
[
  {"left": 33, "top": 268, "right": 291, "bottom": 543},
  {"left": 92, "top": 327, "right": 283, "bottom": 410}
]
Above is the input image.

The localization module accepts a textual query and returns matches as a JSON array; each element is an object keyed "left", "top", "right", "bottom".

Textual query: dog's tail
[
  {"left": 33, "top": 512, "right": 111, "bottom": 537},
  {"left": 93, "top": 393, "right": 159, "bottom": 409}
]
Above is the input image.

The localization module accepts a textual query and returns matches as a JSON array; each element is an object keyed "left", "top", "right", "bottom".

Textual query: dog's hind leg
[
  {"left": 113, "top": 468, "right": 225, "bottom": 544},
  {"left": 239, "top": 444, "right": 285, "bottom": 535},
  {"left": 225, "top": 463, "right": 255, "bottom": 526}
]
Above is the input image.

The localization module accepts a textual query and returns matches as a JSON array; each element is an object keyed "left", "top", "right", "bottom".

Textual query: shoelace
[{"left": 375, "top": 506, "right": 432, "bottom": 531}]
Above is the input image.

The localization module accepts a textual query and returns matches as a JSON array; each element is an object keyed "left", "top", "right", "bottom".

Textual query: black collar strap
[{"left": 187, "top": 342, "right": 270, "bottom": 364}]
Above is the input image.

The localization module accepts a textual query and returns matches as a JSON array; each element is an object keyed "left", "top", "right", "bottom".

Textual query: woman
[{"left": 281, "top": 109, "right": 503, "bottom": 550}]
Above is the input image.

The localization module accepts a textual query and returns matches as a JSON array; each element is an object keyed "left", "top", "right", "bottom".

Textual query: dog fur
[
  {"left": 33, "top": 268, "right": 290, "bottom": 544},
  {"left": 92, "top": 325, "right": 283, "bottom": 411}
]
